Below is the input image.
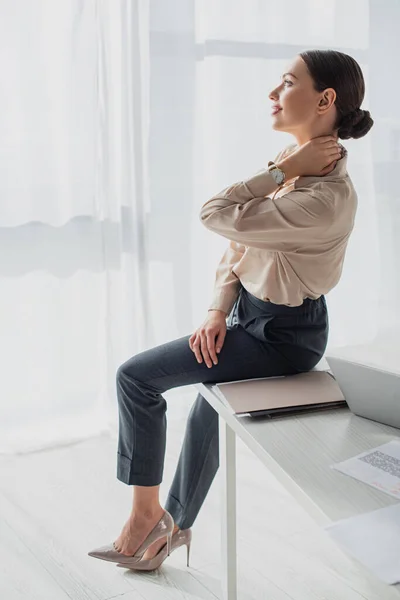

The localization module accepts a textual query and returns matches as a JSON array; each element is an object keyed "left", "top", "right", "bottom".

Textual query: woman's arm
[
  {"left": 208, "top": 239, "right": 246, "bottom": 316},
  {"left": 200, "top": 181, "right": 334, "bottom": 253},
  {"left": 199, "top": 140, "right": 335, "bottom": 253},
  {"left": 204, "top": 146, "right": 296, "bottom": 313}
]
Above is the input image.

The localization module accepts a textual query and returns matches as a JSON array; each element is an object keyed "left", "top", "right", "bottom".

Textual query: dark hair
[{"left": 299, "top": 49, "right": 374, "bottom": 140}]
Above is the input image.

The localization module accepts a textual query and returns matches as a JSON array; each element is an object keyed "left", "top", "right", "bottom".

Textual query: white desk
[{"left": 195, "top": 382, "right": 400, "bottom": 600}]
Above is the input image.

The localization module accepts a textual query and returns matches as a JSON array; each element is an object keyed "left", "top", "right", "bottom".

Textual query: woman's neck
[{"left": 293, "top": 128, "right": 338, "bottom": 147}]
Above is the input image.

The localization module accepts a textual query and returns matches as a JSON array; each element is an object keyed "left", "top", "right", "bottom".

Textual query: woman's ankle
[{"left": 131, "top": 505, "right": 164, "bottom": 520}]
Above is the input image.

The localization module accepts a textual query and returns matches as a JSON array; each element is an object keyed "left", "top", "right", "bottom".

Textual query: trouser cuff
[{"left": 117, "top": 453, "right": 163, "bottom": 486}]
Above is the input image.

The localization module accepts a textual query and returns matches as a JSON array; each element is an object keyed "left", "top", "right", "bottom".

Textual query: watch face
[{"left": 272, "top": 168, "right": 285, "bottom": 185}]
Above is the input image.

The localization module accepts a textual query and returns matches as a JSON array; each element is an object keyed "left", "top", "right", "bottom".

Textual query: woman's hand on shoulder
[{"left": 276, "top": 135, "right": 342, "bottom": 179}]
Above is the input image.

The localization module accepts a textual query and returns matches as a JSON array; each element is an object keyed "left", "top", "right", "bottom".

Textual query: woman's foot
[
  {"left": 113, "top": 506, "right": 166, "bottom": 557},
  {"left": 141, "top": 522, "right": 180, "bottom": 560}
]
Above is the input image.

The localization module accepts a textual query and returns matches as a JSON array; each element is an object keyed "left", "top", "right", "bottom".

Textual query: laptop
[
  {"left": 212, "top": 369, "right": 346, "bottom": 418},
  {"left": 326, "top": 356, "right": 400, "bottom": 429}
]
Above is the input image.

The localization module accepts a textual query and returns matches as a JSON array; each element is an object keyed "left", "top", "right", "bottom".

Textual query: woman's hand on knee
[{"left": 189, "top": 311, "right": 227, "bottom": 368}]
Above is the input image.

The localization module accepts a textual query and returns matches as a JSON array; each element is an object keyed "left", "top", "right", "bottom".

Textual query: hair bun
[{"left": 338, "top": 108, "right": 374, "bottom": 140}]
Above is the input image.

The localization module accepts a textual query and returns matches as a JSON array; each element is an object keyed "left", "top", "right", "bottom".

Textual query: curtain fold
[{"left": 1, "top": 0, "right": 98, "bottom": 226}]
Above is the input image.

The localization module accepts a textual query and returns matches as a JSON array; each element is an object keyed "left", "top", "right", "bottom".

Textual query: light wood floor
[{"left": 1, "top": 387, "right": 399, "bottom": 600}]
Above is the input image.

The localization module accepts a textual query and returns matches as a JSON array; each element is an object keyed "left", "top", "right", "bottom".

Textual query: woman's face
[{"left": 269, "top": 55, "right": 334, "bottom": 134}]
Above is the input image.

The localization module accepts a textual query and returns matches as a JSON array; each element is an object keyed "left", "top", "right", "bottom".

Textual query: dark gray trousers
[{"left": 116, "top": 286, "right": 329, "bottom": 529}]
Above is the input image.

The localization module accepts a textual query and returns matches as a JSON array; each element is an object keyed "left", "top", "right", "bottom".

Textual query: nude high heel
[
  {"left": 88, "top": 510, "right": 174, "bottom": 565},
  {"left": 116, "top": 527, "right": 193, "bottom": 571}
]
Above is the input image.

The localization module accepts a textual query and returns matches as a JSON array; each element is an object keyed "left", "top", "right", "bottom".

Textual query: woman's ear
[{"left": 317, "top": 88, "right": 336, "bottom": 115}]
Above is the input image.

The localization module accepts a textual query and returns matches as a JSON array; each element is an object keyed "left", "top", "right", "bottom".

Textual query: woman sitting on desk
[{"left": 89, "top": 49, "right": 374, "bottom": 570}]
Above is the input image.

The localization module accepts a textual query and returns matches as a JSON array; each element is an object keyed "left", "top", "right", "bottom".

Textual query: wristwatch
[{"left": 267, "top": 161, "right": 286, "bottom": 186}]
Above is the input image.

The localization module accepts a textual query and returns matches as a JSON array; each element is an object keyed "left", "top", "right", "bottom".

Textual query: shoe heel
[
  {"left": 167, "top": 532, "right": 172, "bottom": 557},
  {"left": 186, "top": 541, "right": 191, "bottom": 567}
]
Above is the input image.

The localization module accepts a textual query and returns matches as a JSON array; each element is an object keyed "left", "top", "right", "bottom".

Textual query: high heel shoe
[
  {"left": 116, "top": 527, "right": 192, "bottom": 571},
  {"left": 88, "top": 510, "right": 174, "bottom": 565}
]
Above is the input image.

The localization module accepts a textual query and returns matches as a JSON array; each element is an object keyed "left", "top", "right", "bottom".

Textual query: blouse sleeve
[
  {"left": 208, "top": 239, "right": 246, "bottom": 315},
  {"left": 199, "top": 146, "right": 333, "bottom": 253}
]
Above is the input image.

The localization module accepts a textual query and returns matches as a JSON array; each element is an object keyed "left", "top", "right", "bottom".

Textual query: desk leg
[{"left": 219, "top": 416, "right": 237, "bottom": 600}]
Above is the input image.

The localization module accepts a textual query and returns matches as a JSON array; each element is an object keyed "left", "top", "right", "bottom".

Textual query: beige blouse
[{"left": 200, "top": 143, "right": 358, "bottom": 314}]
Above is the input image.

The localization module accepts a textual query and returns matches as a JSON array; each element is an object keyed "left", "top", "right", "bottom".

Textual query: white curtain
[
  {"left": 1, "top": 0, "right": 399, "bottom": 454},
  {"left": 0, "top": 0, "right": 153, "bottom": 452}
]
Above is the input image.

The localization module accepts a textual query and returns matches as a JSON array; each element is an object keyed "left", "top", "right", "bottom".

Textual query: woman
[{"left": 88, "top": 49, "right": 374, "bottom": 570}]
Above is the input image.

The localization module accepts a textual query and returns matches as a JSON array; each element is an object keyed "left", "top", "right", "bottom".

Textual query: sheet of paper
[
  {"left": 325, "top": 503, "right": 400, "bottom": 585},
  {"left": 331, "top": 440, "right": 400, "bottom": 499}
]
